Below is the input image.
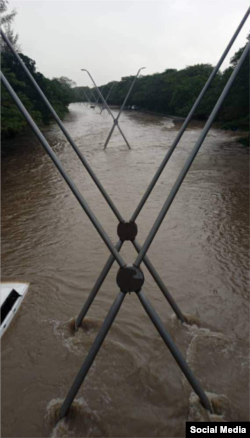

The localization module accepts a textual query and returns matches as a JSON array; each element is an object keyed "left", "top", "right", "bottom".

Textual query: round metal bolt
[
  {"left": 117, "top": 221, "right": 138, "bottom": 241},
  {"left": 116, "top": 264, "right": 144, "bottom": 293}
]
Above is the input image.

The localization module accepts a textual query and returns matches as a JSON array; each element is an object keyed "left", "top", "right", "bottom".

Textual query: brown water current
[{"left": 1, "top": 104, "right": 249, "bottom": 437}]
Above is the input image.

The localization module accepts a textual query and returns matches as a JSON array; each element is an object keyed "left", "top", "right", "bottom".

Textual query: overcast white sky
[{"left": 7, "top": 0, "right": 250, "bottom": 87}]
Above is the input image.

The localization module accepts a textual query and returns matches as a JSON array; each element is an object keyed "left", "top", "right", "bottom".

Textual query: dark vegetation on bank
[
  {"left": 1, "top": 0, "right": 249, "bottom": 144},
  {"left": 1, "top": 0, "right": 75, "bottom": 138},
  {"left": 73, "top": 37, "right": 249, "bottom": 142},
  {"left": 1, "top": 51, "right": 75, "bottom": 137}
]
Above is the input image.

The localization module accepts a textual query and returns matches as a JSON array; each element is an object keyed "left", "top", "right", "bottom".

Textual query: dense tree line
[
  {"left": 1, "top": 0, "right": 75, "bottom": 138},
  {"left": 72, "top": 37, "right": 249, "bottom": 133},
  {"left": 1, "top": 51, "right": 75, "bottom": 137},
  {"left": 1, "top": 0, "right": 248, "bottom": 141}
]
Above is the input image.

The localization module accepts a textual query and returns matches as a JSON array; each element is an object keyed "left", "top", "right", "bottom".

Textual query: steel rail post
[
  {"left": 1, "top": 72, "right": 126, "bottom": 268},
  {"left": 137, "top": 290, "right": 212, "bottom": 411},
  {"left": 82, "top": 69, "right": 143, "bottom": 149},
  {"left": 82, "top": 70, "right": 116, "bottom": 119},
  {"left": 80, "top": 89, "right": 89, "bottom": 105},
  {"left": 116, "top": 123, "right": 131, "bottom": 149},
  {"left": 82, "top": 69, "right": 131, "bottom": 149},
  {"left": 96, "top": 86, "right": 103, "bottom": 104},
  {"left": 129, "top": 7, "right": 250, "bottom": 222},
  {"left": 83, "top": 89, "right": 91, "bottom": 104},
  {"left": 134, "top": 41, "right": 250, "bottom": 267},
  {"left": 75, "top": 234, "right": 185, "bottom": 328},
  {"left": 74, "top": 88, "right": 85, "bottom": 104},
  {"left": 75, "top": 240, "right": 123, "bottom": 329},
  {"left": 104, "top": 68, "right": 145, "bottom": 149},
  {"left": 94, "top": 88, "right": 100, "bottom": 103},
  {"left": 103, "top": 68, "right": 146, "bottom": 149},
  {"left": 86, "top": 91, "right": 93, "bottom": 105},
  {"left": 60, "top": 291, "right": 125, "bottom": 418},
  {"left": 75, "top": 12, "right": 249, "bottom": 327},
  {"left": 81, "top": 89, "right": 89, "bottom": 104},
  {"left": 116, "top": 67, "right": 145, "bottom": 120},
  {"left": 132, "top": 240, "right": 185, "bottom": 322},
  {"left": 64, "top": 288, "right": 210, "bottom": 418},
  {"left": 89, "top": 88, "right": 98, "bottom": 103},
  {"left": 0, "top": 30, "right": 124, "bottom": 224},
  {"left": 81, "top": 69, "right": 131, "bottom": 149},
  {"left": 1, "top": 28, "right": 185, "bottom": 326},
  {"left": 100, "top": 82, "right": 115, "bottom": 113}
]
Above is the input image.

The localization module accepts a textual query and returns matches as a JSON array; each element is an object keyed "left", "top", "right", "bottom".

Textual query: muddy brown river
[{"left": 1, "top": 104, "right": 249, "bottom": 437}]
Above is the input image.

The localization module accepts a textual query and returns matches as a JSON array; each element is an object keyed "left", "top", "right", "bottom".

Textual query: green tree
[
  {"left": 98, "top": 37, "right": 249, "bottom": 134},
  {"left": 218, "top": 39, "right": 249, "bottom": 130},
  {"left": 0, "top": 0, "right": 19, "bottom": 51}
]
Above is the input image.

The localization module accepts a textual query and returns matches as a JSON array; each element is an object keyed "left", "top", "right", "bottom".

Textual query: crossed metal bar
[
  {"left": 88, "top": 87, "right": 98, "bottom": 104},
  {"left": 100, "top": 82, "right": 116, "bottom": 113},
  {"left": 82, "top": 67, "right": 145, "bottom": 149},
  {"left": 74, "top": 88, "right": 88, "bottom": 106},
  {"left": 74, "top": 6, "right": 250, "bottom": 326},
  {"left": 82, "top": 89, "right": 91, "bottom": 105},
  {"left": 1, "top": 29, "right": 185, "bottom": 320},
  {"left": 1, "top": 7, "right": 249, "bottom": 420},
  {"left": 90, "top": 86, "right": 103, "bottom": 106}
]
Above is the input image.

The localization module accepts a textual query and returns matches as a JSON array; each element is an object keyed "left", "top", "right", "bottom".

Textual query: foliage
[
  {"left": 0, "top": 0, "right": 19, "bottom": 51},
  {"left": 218, "top": 42, "right": 249, "bottom": 130},
  {"left": 1, "top": 0, "right": 248, "bottom": 141},
  {"left": 1, "top": 51, "right": 74, "bottom": 137},
  {"left": 72, "top": 39, "right": 249, "bottom": 134},
  {"left": 1, "top": 0, "right": 76, "bottom": 138}
]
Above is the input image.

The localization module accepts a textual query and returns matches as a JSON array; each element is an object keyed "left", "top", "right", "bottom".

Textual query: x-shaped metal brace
[
  {"left": 82, "top": 89, "right": 91, "bottom": 105},
  {"left": 82, "top": 67, "right": 145, "bottom": 149},
  {"left": 75, "top": 88, "right": 89, "bottom": 107},
  {"left": 100, "top": 82, "right": 116, "bottom": 114},
  {"left": 1, "top": 6, "right": 249, "bottom": 422}
]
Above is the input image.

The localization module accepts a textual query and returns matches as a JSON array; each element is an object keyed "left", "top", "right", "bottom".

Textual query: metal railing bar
[
  {"left": 0, "top": 29, "right": 124, "bottom": 223},
  {"left": 137, "top": 290, "right": 212, "bottom": 411},
  {"left": 82, "top": 69, "right": 144, "bottom": 150},
  {"left": 83, "top": 89, "right": 91, "bottom": 104},
  {"left": 103, "top": 68, "right": 145, "bottom": 149},
  {"left": 132, "top": 240, "right": 185, "bottom": 322},
  {"left": 0, "top": 33, "right": 186, "bottom": 323},
  {"left": 67, "top": 10, "right": 249, "bottom": 327},
  {"left": 129, "top": 7, "right": 250, "bottom": 222},
  {"left": 63, "top": 287, "right": 211, "bottom": 418},
  {"left": 100, "top": 82, "right": 115, "bottom": 113},
  {"left": 116, "top": 67, "right": 145, "bottom": 121},
  {"left": 75, "top": 240, "right": 123, "bottom": 329},
  {"left": 60, "top": 290, "right": 125, "bottom": 418},
  {"left": 134, "top": 41, "right": 250, "bottom": 267},
  {"left": 1, "top": 72, "right": 126, "bottom": 268},
  {"left": 89, "top": 87, "right": 98, "bottom": 104},
  {"left": 75, "top": 235, "right": 185, "bottom": 328},
  {"left": 82, "top": 69, "right": 132, "bottom": 149}
]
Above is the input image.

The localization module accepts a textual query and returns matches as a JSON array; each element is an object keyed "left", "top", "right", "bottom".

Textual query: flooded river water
[{"left": 1, "top": 104, "right": 249, "bottom": 437}]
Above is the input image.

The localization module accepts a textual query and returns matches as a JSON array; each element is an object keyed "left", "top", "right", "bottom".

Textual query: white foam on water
[
  {"left": 185, "top": 327, "right": 231, "bottom": 371},
  {"left": 50, "top": 419, "right": 74, "bottom": 438},
  {"left": 162, "top": 120, "right": 175, "bottom": 129},
  {"left": 44, "top": 317, "right": 100, "bottom": 357},
  {"left": 46, "top": 319, "right": 82, "bottom": 356},
  {"left": 188, "top": 392, "right": 230, "bottom": 422},
  {"left": 173, "top": 312, "right": 248, "bottom": 421},
  {"left": 46, "top": 397, "right": 105, "bottom": 437}
]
